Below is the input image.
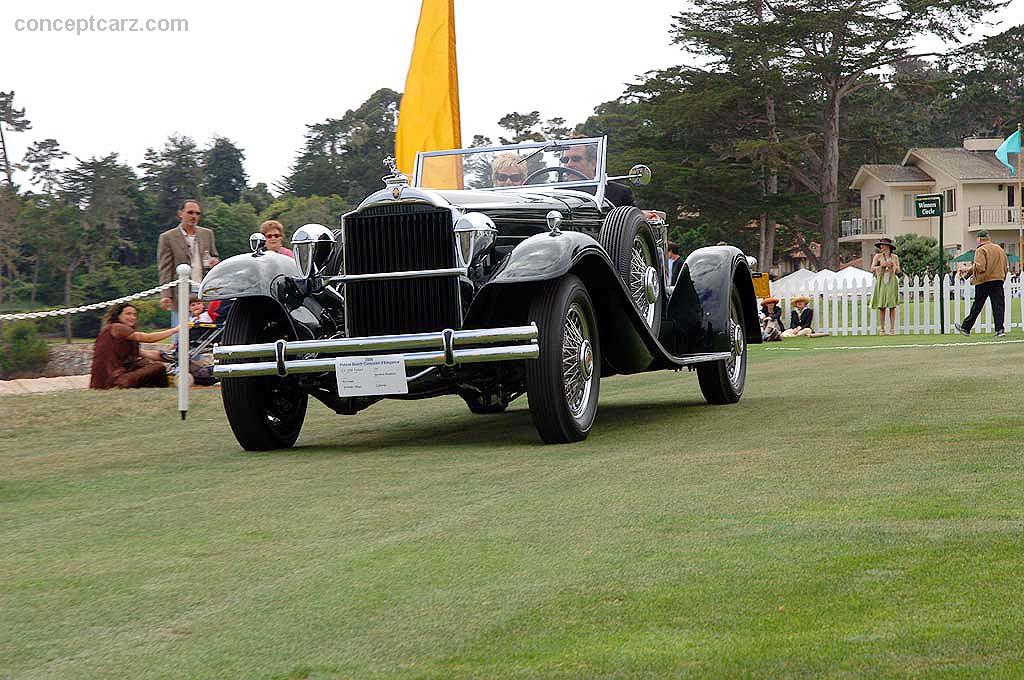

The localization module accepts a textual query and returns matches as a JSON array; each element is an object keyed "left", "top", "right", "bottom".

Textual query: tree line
[{"left": 0, "top": 0, "right": 1020, "bottom": 326}]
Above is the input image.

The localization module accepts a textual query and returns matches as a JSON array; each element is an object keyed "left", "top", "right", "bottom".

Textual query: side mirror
[{"left": 629, "top": 164, "right": 652, "bottom": 186}]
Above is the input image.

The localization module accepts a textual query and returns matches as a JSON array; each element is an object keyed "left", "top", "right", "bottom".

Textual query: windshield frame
[{"left": 413, "top": 136, "right": 608, "bottom": 204}]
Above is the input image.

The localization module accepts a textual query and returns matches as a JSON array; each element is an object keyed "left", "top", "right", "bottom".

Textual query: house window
[
  {"left": 868, "top": 195, "right": 883, "bottom": 218},
  {"left": 903, "top": 193, "right": 916, "bottom": 217},
  {"left": 943, "top": 187, "right": 956, "bottom": 214}
]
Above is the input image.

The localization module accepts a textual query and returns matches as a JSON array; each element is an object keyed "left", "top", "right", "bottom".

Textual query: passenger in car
[
  {"left": 559, "top": 143, "right": 636, "bottom": 207},
  {"left": 491, "top": 152, "right": 527, "bottom": 187}
]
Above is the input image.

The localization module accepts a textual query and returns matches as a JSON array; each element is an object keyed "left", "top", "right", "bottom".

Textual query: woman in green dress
[{"left": 870, "top": 237, "right": 900, "bottom": 334}]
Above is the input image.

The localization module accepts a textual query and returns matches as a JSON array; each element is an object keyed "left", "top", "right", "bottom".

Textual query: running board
[{"left": 668, "top": 351, "right": 733, "bottom": 366}]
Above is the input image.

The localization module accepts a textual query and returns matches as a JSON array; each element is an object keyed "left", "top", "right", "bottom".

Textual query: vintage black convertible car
[{"left": 201, "top": 137, "right": 760, "bottom": 450}]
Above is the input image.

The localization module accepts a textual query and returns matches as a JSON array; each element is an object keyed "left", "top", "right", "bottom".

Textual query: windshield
[{"left": 414, "top": 138, "right": 606, "bottom": 191}]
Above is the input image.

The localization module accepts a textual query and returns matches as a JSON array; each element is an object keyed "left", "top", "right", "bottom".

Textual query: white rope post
[{"left": 176, "top": 264, "right": 191, "bottom": 420}]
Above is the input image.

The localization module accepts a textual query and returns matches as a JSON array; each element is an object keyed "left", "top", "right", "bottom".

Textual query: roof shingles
[
  {"left": 906, "top": 148, "right": 1013, "bottom": 181},
  {"left": 862, "top": 164, "right": 933, "bottom": 183}
]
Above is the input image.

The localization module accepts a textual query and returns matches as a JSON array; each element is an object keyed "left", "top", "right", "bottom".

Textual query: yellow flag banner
[{"left": 395, "top": 0, "right": 463, "bottom": 189}]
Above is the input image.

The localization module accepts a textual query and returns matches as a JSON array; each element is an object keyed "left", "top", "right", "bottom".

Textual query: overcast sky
[{"left": 2, "top": 0, "right": 1021, "bottom": 192}]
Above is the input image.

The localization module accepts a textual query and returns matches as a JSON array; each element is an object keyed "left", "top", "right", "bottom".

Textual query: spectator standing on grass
[
  {"left": 260, "top": 220, "right": 293, "bottom": 257},
  {"left": 956, "top": 230, "right": 1008, "bottom": 337},
  {"left": 781, "top": 296, "right": 813, "bottom": 338},
  {"left": 869, "top": 237, "right": 901, "bottom": 335},
  {"left": 157, "top": 199, "right": 219, "bottom": 327},
  {"left": 89, "top": 302, "right": 182, "bottom": 389},
  {"left": 666, "top": 242, "right": 682, "bottom": 285}
]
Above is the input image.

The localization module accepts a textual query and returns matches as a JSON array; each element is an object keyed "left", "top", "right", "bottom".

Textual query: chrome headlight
[
  {"left": 290, "top": 223, "right": 336, "bottom": 278},
  {"left": 454, "top": 212, "right": 497, "bottom": 268},
  {"left": 249, "top": 232, "right": 267, "bottom": 255}
]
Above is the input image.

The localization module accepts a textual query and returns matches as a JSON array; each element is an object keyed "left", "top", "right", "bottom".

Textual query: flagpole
[{"left": 1018, "top": 123, "right": 1022, "bottom": 281}]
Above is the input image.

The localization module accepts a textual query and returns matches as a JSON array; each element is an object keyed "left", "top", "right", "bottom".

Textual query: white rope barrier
[{"left": 0, "top": 281, "right": 180, "bottom": 321}]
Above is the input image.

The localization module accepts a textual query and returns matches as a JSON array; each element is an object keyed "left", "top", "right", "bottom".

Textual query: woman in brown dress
[{"left": 89, "top": 302, "right": 181, "bottom": 389}]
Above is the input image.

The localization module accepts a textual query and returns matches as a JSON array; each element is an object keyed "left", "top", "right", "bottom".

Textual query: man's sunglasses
[
  {"left": 265, "top": 234, "right": 283, "bottom": 238},
  {"left": 559, "top": 155, "right": 585, "bottom": 164},
  {"left": 495, "top": 173, "right": 523, "bottom": 182}
]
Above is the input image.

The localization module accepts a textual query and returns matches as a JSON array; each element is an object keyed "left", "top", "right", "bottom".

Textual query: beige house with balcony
[{"left": 845, "top": 138, "right": 1020, "bottom": 267}]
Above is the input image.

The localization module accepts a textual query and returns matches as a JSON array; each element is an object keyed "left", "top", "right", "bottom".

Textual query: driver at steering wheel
[{"left": 559, "top": 143, "right": 636, "bottom": 208}]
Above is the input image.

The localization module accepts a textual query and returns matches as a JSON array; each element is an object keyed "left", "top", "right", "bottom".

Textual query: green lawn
[{"left": 3, "top": 336, "right": 1023, "bottom": 678}]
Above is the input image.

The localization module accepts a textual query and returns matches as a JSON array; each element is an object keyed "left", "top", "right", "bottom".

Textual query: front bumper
[{"left": 212, "top": 324, "right": 540, "bottom": 378}]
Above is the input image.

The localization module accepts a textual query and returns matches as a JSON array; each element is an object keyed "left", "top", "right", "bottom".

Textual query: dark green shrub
[{"left": 0, "top": 321, "right": 51, "bottom": 374}]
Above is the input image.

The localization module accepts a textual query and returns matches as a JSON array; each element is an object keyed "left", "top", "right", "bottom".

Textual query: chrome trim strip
[
  {"left": 326, "top": 267, "right": 466, "bottom": 283},
  {"left": 214, "top": 344, "right": 540, "bottom": 378},
  {"left": 214, "top": 324, "right": 540, "bottom": 359}
]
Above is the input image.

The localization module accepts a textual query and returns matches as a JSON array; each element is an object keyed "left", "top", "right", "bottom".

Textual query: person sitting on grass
[
  {"left": 781, "top": 296, "right": 814, "bottom": 338},
  {"left": 89, "top": 302, "right": 181, "bottom": 389},
  {"left": 760, "top": 297, "right": 784, "bottom": 341}
]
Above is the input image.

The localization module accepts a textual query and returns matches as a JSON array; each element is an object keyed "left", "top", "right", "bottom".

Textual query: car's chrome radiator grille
[{"left": 343, "top": 204, "right": 461, "bottom": 337}]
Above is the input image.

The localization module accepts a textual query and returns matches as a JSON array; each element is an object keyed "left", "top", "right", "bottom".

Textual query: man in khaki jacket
[
  {"left": 157, "top": 199, "right": 219, "bottom": 326},
  {"left": 956, "top": 230, "right": 1008, "bottom": 337}
]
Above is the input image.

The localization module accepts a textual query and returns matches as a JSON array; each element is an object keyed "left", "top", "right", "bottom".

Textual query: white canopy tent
[{"left": 771, "top": 268, "right": 816, "bottom": 295}]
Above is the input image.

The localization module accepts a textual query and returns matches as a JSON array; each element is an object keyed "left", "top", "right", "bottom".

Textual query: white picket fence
[{"left": 771, "top": 275, "right": 1019, "bottom": 335}]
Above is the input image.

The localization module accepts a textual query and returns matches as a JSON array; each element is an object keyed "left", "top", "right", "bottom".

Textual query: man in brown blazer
[
  {"left": 157, "top": 199, "right": 220, "bottom": 325},
  {"left": 956, "top": 230, "right": 1008, "bottom": 337}
]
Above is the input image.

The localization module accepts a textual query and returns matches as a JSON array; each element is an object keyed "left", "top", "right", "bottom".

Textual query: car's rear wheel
[
  {"left": 221, "top": 299, "right": 308, "bottom": 451},
  {"left": 599, "top": 206, "right": 662, "bottom": 337},
  {"left": 696, "top": 286, "right": 747, "bottom": 404},
  {"left": 526, "top": 275, "right": 601, "bottom": 443}
]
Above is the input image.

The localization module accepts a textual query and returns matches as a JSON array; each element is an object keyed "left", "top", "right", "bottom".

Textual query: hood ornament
[{"left": 382, "top": 156, "right": 409, "bottom": 192}]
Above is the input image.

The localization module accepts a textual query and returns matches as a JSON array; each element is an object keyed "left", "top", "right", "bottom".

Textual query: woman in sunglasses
[
  {"left": 491, "top": 152, "right": 527, "bottom": 187},
  {"left": 259, "top": 220, "right": 293, "bottom": 257}
]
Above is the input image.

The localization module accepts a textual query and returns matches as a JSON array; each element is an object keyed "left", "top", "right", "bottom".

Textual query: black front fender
[
  {"left": 666, "top": 246, "right": 760, "bottom": 354},
  {"left": 466, "top": 232, "right": 658, "bottom": 374},
  {"left": 487, "top": 230, "right": 607, "bottom": 284},
  {"left": 199, "top": 252, "right": 319, "bottom": 340}
]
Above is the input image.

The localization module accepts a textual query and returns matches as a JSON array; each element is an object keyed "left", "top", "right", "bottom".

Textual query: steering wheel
[{"left": 523, "top": 165, "right": 590, "bottom": 185}]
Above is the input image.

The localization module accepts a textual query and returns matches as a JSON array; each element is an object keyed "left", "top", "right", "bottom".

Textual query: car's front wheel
[
  {"left": 220, "top": 299, "right": 308, "bottom": 451},
  {"left": 526, "top": 275, "right": 601, "bottom": 443},
  {"left": 696, "top": 286, "right": 747, "bottom": 404}
]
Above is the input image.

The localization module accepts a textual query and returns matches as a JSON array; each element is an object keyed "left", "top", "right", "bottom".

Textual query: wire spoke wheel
[
  {"left": 724, "top": 302, "right": 746, "bottom": 390},
  {"left": 628, "top": 235, "right": 658, "bottom": 327},
  {"left": 526, "top": 275, "right": 601, "bottom": 443},
  {"left": 599, "top": 207, "right": 662, "bottom": 336},
  {"left": 697, "top": 286, "right": 747, "bottom": 405},
  {"left": 561, "top": 302, "right": 594, "bottom": 420}
]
